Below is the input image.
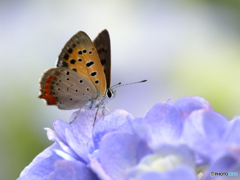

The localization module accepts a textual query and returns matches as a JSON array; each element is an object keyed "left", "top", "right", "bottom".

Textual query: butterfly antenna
[
  {"left": 111, "top": 82, "right": 122, "bottom": 89},
  {"left": 111, "top": 80, "right": 147, "bottom": 90}
]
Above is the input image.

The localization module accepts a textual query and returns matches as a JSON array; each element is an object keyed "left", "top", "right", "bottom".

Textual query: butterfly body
[{"left": 39, "top": 30, "right": 114, "bottom": 112}]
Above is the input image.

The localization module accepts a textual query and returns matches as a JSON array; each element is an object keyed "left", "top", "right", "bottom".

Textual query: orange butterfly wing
[
  {"left": 93, "top": 29, "right": 111, "bottom": 89},
  {"left": 57, "top": 31, "right": 107, "bottom": 97}
]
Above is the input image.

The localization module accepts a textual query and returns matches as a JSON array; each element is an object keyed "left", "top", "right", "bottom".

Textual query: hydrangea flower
[{"left": 18, "top": 97, "right": 240, "bottom": 180}]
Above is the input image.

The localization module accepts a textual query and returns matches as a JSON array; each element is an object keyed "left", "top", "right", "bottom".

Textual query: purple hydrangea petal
[
  {"left": 210, "top": 153, "right": 238, "bottom": 172},
  {"left": 52, "top": 110, "right": 102, "bottom": 162},
  {"left": 181, "top": 110, "right": 229, "bottom": 160},
  {"left": 54, "top": 110, "right": 97, "bottom": 145},
  {"left": 203, "top": 151, "right": 240, "bottom": 180},
  {"left": 138, "top": 166, "right": 198, "bottom": 180},
  {"left": 130, "top": 121, "right": 153, "bottom": 144},
  {"left": 154, "top": 144, "right": 195, "bottom": 168},
  {"left": 69, "top": 110, "right": 99, "bottom": 141},
  {"left": 19, "top": 143, "right": 59, "bottom": 178},
  {"left": 53, "top": 120, "right": 70, "bottom": 143},
  {"left": 19, "top": 97, "right": 240, "bottom": 180},
  {"left": 223, "top": 117, "right": 240, "bottom": 144},
  {"left": 90, "top": 158, "right": 112, "bottom": 180},
  {"left": 53, "top": 149, "right": 77, "bottom": 161},
  {"left": 126, "top": 144, "right": 195, "bottom": 179},
  {"left": 92, "top": 109, "right": 134, "bottom": 149},
  {"left": 65, "top": 128, "right": 89, "bottom": 163},
  {"left": 174, "top": 96, "right": 212, "bottom": 121},
  {"left": 202, "top": 112, "right": 229, "bottom": 143},
  {"left": 99, "top": 132, "right": 150, "bottom": 179},
  {"left": 48, "top": 159, "right": 98, "bottom": 180},
  {"left": 142, "top": 101, "right": 182, "bottom": 146},
  {"left": 17, "top": 150, "right": 63, "bottom": 180},
  {"left": 45, "top": 128, "right": 79, "bottom": 160},
  {"left": 45, "top": 127, "right": 62, "bottom": 142}
]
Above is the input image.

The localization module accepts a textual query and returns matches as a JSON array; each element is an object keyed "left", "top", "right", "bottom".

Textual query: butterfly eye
[{"left": 107, "top": 89, "right": 112, "bottom": 98}]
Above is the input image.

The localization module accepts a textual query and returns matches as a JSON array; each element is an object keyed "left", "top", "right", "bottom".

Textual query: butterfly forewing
[
  {"left": 57, "top": 31, "right": 107, "bottom": 97},
  {"left": 93, "top": 29, "right": 111, "bottom": 89},
  {"left": 39, "top": 67, "right": 97, "bottom": 110}
]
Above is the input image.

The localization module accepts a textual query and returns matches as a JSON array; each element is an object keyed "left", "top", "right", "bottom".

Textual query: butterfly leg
[
  {"left": 102, "top": 105, "right": 109, "bottom": 115},
  {"left": 93, "top": 106, "right": 100, "bottom": 126},
  {"left": 100, "top": 105, "right": 109, "bottom": 122},
  {"left": 70, "top": 107, "right": 82, "bottom": 124}
]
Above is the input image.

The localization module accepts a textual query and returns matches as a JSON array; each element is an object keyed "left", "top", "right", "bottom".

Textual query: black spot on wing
[
  {"left": 63, "top": 53, "right": 69, "bottom": 60},
  {"left": 101, "top": 59, "right": 106, "bottom": 65},
  {"left": 86, "top": 61, "right": 94, "bottom": 68},
  {"left": 61, "top": 61, "right": 69, "bottom": 68},
  {"left": 90, "top": 71, "right": 97, "bottom": 76},
  {"left": 70, "top": 59, "right": 76, "bottom": 64},
  {"left": 67, "top": 48, "right": 73, "bottom": 54}
]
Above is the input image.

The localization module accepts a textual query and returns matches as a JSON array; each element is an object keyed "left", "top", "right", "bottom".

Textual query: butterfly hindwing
[
  {"left": 57, "top": 31, "right": 107, "bottom": 97},
  {"left": 93, "top": 29, "right": 111, "bottom": 89},
  {"left": 39, "top": 67, "right": 97, "bottom": 110}
]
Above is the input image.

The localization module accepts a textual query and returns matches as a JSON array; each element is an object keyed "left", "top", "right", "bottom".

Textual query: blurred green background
[{"left": 1, "top": 0, "right": 240, "bottom": 179}]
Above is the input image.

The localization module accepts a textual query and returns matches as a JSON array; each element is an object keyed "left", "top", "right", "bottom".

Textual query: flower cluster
[{"left": 18, "top": 97, "right": 240, "bottom": 180}]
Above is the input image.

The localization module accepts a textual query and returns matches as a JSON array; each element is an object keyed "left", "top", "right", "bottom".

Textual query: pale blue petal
[
  {"left": 48, "top": 160, "right": 98, "bottom": 180},
  {"left": 142, "top": 101, "right": 182, "bottom": 145},
  {"left": 99, "top": 132, "right": 149, "bottom": 179},
  {"left": 19, "top": 143, "right": 59, "bottom": 178},
  {"left": 138, "top": 166, "right": 198, "bottom": 180},
  {"left": 174, "top": 96, "right": 212, "bottom": 121},
  {"left": 45, "top": 128, "right": 79, "bottom": 160},
  {"left": 224, "top": 117, "right": 240, "bottom": 144},
  {"left": 17, "top": 151, "right": 62, "bottom": 180},
  {"left": 92, "top": 109, "right": 134, "bottom": 149}
]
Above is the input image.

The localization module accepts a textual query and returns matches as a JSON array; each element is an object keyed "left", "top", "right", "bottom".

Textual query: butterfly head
[{"left": 105, "top": 88, "right": 116, "bottom": 100}]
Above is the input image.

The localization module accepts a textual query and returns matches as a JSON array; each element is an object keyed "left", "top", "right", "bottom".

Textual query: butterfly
[
  {"left": 39, "top": 30, "right": 114, "bottom": 124},
  {"left": 39, "top": 30, "right": 147, "bottom": 124}
]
